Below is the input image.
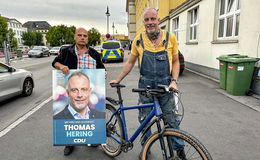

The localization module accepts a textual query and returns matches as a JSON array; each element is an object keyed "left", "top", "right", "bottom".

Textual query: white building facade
[
  {"left": 167, "top": 0, "right": 260, "bottom": 79},
  {"left": 8, "top": 19, "right": 27, "bottom": 46}
]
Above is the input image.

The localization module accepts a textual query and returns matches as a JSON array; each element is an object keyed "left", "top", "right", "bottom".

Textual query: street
[
  {"left": 0, "top": 54, "right": 260, "bottom": 160},
  {"left": 0, "top": 56, "right": 53, "bottom": 132}
]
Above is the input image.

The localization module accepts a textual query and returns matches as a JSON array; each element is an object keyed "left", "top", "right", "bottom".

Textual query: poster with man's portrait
[{"left": 53, "top": 69, "right": 106, "bottom": 145}]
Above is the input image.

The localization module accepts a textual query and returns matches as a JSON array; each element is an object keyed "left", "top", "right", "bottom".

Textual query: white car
[
  {"left": 0, "top": 62, "right": 34, "bottom": 102},
  {"left": 28, "top": 46, "right": 50, "bottom": 58},
  {"left": 49, "top": 46, "right": 61, "bottom": 55}
]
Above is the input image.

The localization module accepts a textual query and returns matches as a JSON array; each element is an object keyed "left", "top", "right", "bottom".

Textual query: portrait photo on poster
[{"left": 52, "top": 69, "right": 106, "bottom": 146}]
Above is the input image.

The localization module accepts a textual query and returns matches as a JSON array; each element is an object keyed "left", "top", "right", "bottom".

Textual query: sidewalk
[{"left": 186, "top": 68, "right": 260, "bottom": 112}]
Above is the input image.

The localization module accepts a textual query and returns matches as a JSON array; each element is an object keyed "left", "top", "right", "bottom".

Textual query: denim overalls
[{"left": 138, "top": 32, "right": 184, "bottom": 149}]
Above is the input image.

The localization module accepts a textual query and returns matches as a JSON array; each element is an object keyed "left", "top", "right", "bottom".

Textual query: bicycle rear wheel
[
  {"left": 140, "top": 128, "right": 212, "bottom": 160},
  {"left": 101, "top": 104, "right": 124, "bottom": 157}
]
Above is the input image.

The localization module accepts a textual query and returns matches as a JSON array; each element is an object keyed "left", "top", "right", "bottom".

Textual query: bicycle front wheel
[
  {"left": 101, "top": 104, "right": 124, "bottom": 157},
  {"left": 140, "top": 128, "right": 212, "bottom": 160}
]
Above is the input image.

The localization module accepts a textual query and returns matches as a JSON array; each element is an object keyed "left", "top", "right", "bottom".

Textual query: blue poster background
[
  {"left": 52, "top": 69, "right": 106, "bottom": 145},
  {"left": 53, "top": 119, "right": 106, "bottom": 145}
]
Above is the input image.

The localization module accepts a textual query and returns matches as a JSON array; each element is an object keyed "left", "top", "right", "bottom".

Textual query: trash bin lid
[
  {"left": 225, "top": 57, "right": 259, "bottom": 63},
  {"left": 217, "top": 54, "right": 248, "bottom": 61}
]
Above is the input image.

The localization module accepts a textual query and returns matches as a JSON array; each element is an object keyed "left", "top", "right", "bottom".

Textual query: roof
[
  {"left": 23, "top": 21, "right": 51, "bottom": 30},
  {"left": 8, "top": 18, "right": 22, "bottom": 25},
  {"left": 0, "top": 15, "right": 22, "bottom": 23}
]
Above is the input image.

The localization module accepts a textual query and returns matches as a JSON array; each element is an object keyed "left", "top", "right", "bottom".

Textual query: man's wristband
[{"left": 171, "top": 78, "right": 178, "bottom": 84}]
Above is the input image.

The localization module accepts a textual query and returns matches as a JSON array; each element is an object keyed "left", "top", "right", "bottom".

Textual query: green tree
[
  {"left": 8, "top": 29, "right": 18, "bottom": 48},
  {"left": 0, "top": 18, "right": 17, "bottom": 48},
  {"left": 46, "top": 25, "right": 76, "bottom": 46},
  {"left": 35, "top": 32, "right": 43, "bottom": 45},
  {"left": 22, "top": 31, "right": 36, "bottom": 47},
  {"left": 88, "top": 28, "right": 101, "bottom": 46},
  {"left": 0, "top": 17, "right": 8, "bottom": 48}
]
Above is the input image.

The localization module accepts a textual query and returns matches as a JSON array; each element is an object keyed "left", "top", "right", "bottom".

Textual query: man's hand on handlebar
[{"left": 169, "top": 81, "right": 178, "bottom": 90}]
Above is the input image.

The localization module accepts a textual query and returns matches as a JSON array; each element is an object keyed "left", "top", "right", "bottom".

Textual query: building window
[
  {"left": 172, "top": 17, "right": 179, "bottom": 41},
  {"left": 218, "top": 0, "right": 240, "bottom": 39},
  {"left": 188, "top": 7, "right": 199, "bottom": 41}
]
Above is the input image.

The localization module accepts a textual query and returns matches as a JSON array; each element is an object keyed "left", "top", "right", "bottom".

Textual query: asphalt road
[{"left": 0, "top": 54, "right": 260, "bottom": 160}]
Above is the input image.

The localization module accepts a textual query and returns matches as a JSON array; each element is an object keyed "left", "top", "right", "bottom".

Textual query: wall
[{"left": 169, "top": 0, "right": 260, "bottom": 79}]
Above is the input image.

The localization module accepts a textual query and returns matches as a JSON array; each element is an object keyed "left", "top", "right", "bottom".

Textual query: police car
[{"left": 101, "top": 40, "right": 124, "bottom": 62}]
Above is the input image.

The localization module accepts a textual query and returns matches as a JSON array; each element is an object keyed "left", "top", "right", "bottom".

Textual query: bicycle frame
[
  {"left": 107, "top": 98, "right": 163, "bottom": 144},
  {"left": 104, "top": 85, "right": 212, "bottom": 160}
]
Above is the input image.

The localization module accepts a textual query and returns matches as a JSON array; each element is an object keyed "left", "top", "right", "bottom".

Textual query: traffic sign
[{"left": 106, "top": 33, "right": 110, "bottom": 39}]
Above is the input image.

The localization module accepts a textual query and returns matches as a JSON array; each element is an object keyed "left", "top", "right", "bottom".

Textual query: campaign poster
[{"left": 53, "top": 69, "right": 106, "bottom": 145}]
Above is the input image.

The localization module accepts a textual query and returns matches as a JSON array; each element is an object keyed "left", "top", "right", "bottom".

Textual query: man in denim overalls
[{"left": 110, "top": 8, "right": 186, "bottom": 159}]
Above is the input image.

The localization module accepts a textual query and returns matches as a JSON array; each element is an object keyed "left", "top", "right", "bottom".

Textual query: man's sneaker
[
  {"left": 64, "top": 146, "right": 74, "bottom": 156},
  {"left": 177, "top": 148, "right": 187, "bottom": 160}
]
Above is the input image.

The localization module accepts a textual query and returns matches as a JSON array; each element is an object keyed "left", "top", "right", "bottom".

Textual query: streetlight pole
[
  {"left": 112, "top": 22, "right": 115, "bottom": 39},
  {"left": 105, "top": 6, "right": 110, "bottom": 35}
]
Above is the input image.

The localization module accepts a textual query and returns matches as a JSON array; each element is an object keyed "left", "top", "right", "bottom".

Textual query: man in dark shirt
[{"left": 52, "top": 27, "right": 105, "bottom": 74}]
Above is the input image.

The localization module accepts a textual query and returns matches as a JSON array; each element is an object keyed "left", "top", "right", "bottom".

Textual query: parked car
[
  {"left": 27, "top": 46, "right": 50, "bottom": 58},
  {"left": 178, "top": 50, "right": 185, "bottom": 76},
  {"left": 101, "top": 40, "right": 124, "bottom": 62},
  {"left": 57, "top": 44, "right": 72, "bottom": 55},
  {"left": 17, "top": 46, "right": 30, "bottom": 54},
  {"left": 49, "top": 46, "right": 61, "bottom": 55},
  {"left": 0, "top": 62, "right": 34, "bottom": 102}
]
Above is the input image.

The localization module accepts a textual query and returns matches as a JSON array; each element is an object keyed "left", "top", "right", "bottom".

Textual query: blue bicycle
[{"left": 101, "top": 84, "right": 212, "bottom": 160}]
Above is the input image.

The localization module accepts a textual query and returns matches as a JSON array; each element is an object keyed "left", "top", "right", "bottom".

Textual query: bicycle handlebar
[
  {"left": 110, "top": 83, "right": 126, "bottom": 88},
  {"left": 109, "top": 83, "right": 179, "bottom": 98},
  {"left": 132, "top": 85, "right": 179, "bottom": 95}
]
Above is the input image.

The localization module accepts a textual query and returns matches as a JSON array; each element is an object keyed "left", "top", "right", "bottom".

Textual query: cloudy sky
[{"left": 0, "top": 0, "right": 128, "bottom": 35}]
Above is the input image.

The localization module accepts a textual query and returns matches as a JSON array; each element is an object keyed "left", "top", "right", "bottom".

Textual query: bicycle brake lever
[{"left": 169, "top": 87, "right": 179, "bottom": 93}]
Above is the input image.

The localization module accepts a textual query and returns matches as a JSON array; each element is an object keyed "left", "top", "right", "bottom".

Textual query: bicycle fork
[{"left": 156, "top": 120, "right": 174, "bottom": 160}]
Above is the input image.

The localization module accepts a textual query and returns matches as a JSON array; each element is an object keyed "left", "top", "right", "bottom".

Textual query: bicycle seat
[{"left": 110, "top": 83, "right": 126, "bottom": 88}]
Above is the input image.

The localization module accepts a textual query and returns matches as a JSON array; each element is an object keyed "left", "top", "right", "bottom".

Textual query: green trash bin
[
  {"left": 225, "top": 57, "right": 259, "bottom": 96},
  {"left": 217, "top": 54, "right": 248, "bottom": 89},
  {"left": 16, "top": 49, "right": 22, "bottom": 58}
]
